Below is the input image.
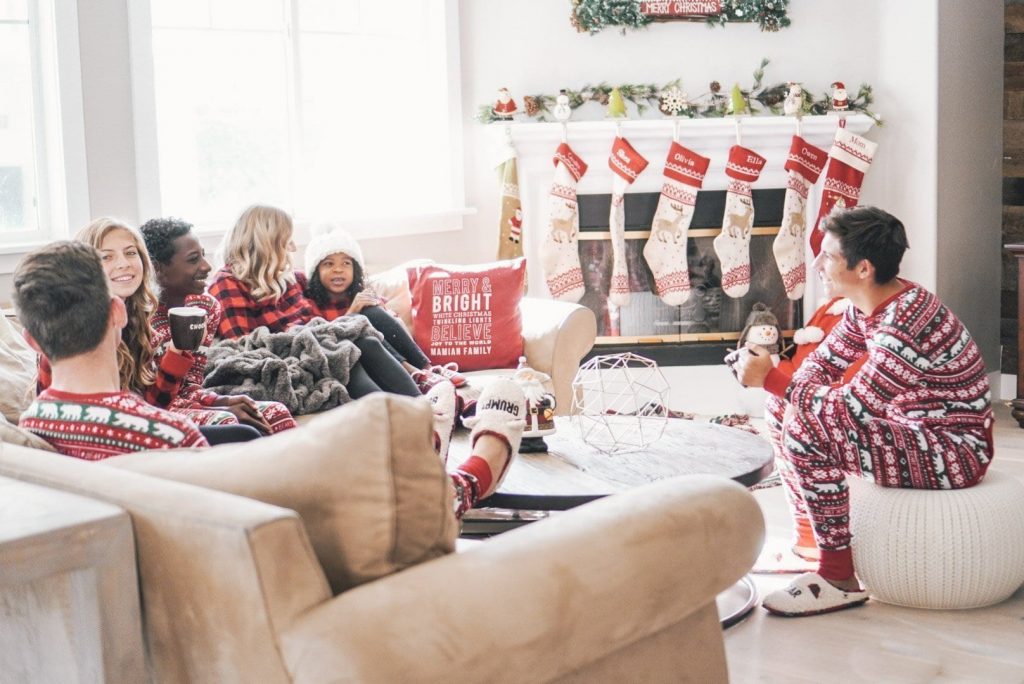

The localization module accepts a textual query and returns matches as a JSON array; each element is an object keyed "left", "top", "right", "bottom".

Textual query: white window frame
[
  {"left": 0, "top": 0, "right": 89, "bottom": 273},
  {"left": 127, "top": 0, "right": 468, "bottom": 247}
]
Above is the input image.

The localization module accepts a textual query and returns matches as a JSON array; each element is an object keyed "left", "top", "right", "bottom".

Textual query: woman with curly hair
[
  {"left": 207, "top": 204, "right": 420, "bottom": 399},
  {"left": 140, "top": 216, "right": 296, "bottom": 434}
]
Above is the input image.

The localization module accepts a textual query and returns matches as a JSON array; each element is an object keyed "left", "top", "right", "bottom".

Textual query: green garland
[
  {"left": 571, "top": 0, "right": 791, "bottom": 34},
  {"left": 476, "top": 59, "right": 881, "bottom": 125}
]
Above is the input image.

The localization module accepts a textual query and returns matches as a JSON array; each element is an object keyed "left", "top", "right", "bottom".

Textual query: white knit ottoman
[{"left": 847, "top": 470, "right": 1024, "bottom": 609}]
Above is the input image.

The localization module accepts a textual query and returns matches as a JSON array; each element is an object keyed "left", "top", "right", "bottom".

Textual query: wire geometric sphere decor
[{"left": 570, "top": 352, "right": 670, "bottom": 454}]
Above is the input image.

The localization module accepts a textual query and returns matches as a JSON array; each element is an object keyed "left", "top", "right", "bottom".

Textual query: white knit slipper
[
  {"left": 463, "top": 378, "right": 526, "bottom": 493},
  {"left": 425, "top": 379, "right": 458, "bottom": 465},
  {"left": 762, "top": 572, "right": 869, "bottom": 617}
]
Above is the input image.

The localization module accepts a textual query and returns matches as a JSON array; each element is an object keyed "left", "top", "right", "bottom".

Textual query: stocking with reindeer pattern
[
  {"left": 713, "top": 145, "right": 766, "bottom": 299},
  {"left": 643, "top": 142, "right": 711, "bottom": 305},
  {"left": 774, "top": 136, "right": 828, "bottom": 300},
  {"left": 542, "top": 143, "right": 588, "bottom": 301}
]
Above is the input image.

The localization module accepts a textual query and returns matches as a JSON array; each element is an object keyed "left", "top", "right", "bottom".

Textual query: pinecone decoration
[
  {"left": 593, "top": 90, "right": 610, "bottom": 106},
  {"left": 709, "top": 81, "right": 722, "bottom": 94},
  {"left": 523, "top": 96, "right": 541, "bottom": 117},
  {"left": 658, "top": 86, "right": 688, "bottom": 116}
]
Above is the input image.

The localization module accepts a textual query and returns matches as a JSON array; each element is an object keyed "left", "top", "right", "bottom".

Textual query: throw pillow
[
  {"left": 104, "top": 393, "right": 457, "bottom": 594},
  {"left": 408, "top": 258, "right": 526, "bottom": 371},
  {"left": 0, "top": 314, "right": 38, "bottom": 423},
  {"left": 0, "top": 412, "right": 56, "bottom": 452}
]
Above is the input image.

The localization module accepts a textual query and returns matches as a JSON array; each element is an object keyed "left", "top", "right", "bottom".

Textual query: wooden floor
[{"left": 724, "top": 401, "right": 1024, "bottom": 683}]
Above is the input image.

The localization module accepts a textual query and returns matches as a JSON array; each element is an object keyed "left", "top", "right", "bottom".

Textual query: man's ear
[
  {"left": 856, "top": 258, "right": 874, "bottom": 281},
  {"left": 109, "top": 295, "right": 128, "bottom": 330},
  {"left": 22, "top": 329, "right": 43, "bottom": 354}
]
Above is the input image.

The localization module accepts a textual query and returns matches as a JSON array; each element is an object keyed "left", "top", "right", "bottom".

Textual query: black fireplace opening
[{"left": 576, "top": 188, "right": 803, "bottom": 366}]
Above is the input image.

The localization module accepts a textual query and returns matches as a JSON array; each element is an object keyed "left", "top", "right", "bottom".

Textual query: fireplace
[{"left": 498, "top": 115, "right": 874, "bottom": 364}]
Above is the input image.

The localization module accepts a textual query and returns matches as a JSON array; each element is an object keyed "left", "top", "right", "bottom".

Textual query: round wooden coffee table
[{"left": 450, "top": 416, "right": 775, "bottom": 628}]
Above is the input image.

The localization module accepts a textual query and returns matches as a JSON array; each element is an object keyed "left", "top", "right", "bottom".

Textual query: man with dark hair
[
  {"left": 731, "top": 206, "right": 993, "bottom": 617},
  {"left": 15, "top": 241, "right": 208, "bottom": 459}
]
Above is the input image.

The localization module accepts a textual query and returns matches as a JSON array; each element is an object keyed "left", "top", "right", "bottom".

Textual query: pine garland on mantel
[
  {"left": 571, "top": 0, "right": 791, "bottom": 34},
  {"left": 476, "top": 59, "right": 880, "bottom": 125}
]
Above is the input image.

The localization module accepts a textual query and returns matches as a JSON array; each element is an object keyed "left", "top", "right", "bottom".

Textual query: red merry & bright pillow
[{"left": 408, "top": 258, "right": 525, "bottom": 371}]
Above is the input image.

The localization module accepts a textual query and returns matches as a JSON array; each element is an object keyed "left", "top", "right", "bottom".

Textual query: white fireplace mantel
[{"left": 491, "top": 113, "right": 876, "bottom": 299}]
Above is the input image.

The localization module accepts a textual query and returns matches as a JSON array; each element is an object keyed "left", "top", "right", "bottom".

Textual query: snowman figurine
[
  {"left": 783, "top": 82, "right": 803, "bottom": 117},
  {"left": 831, "top": 81, "right": 849, "bottom": 112},
  {"left": 553, "top": 89, "right": 572, "bottom": 122}
]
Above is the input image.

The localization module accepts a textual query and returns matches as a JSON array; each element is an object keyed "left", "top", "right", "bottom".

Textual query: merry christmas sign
[{"left": 639, "top": 0, "right": 722, "bottom": 17}]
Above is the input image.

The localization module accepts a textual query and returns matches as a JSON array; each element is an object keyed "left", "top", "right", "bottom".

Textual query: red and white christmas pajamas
[{"left": 763, "top": 284, "right": 993, "bottom": 553}]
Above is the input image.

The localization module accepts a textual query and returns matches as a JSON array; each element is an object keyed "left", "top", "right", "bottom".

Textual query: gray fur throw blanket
[{"left": 202, "top": 316, "right": 381, "bottom": 415}]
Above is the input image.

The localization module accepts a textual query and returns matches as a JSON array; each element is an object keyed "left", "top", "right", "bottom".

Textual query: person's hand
[
  {"left": 211, "top": 395, "right": 271, "bottom": 434},
  {"left": 734, "top": 344, "right": 774, "bottom": 389},
  {"left": 348, "top": 291, "right": 381, "bottom": 314}
]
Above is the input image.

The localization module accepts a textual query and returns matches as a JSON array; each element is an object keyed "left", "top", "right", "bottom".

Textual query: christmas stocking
[
  {"left": 773, "top": 136, "right": 828, "bottom": 300},
  {"left": 643, "top": 142, "right": 711, "bottom": 305},
  {"left": 496, "top": 155, "right": 524, "bottom": 261},
  {"left": 542, "top": 143, "right": 588, "bottom": 301},
  {"left": 713, "top": 145, "right": 767, "bottom": 298},
  {"left": 607, "top": 137, "right": 649, "bottom": 306},
  {"left": 810, "top": 128, "right": 878, "bottom": 256}
]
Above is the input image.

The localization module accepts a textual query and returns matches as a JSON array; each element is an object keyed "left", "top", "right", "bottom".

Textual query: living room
[{"left": 2, "top": 1, "right": 1023, "bottom": 682}]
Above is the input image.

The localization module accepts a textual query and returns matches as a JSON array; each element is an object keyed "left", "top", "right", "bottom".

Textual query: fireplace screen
[{"left": 576, "top": 190, "right": 802, "bottom": 346}]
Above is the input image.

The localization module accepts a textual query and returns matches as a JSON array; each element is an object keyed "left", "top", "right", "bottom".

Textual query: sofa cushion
[
  {"left": 105, "top": 393, "right": 457, "bottom": 593},
  {"left": 408, "top": 258, "right": 526, "bottom": 371},
  {"left": 0, "top": 412, "right": 56, "bottom": 452},
  {"left": 0, "top": 314, "right": 37, "bottom": 423}
]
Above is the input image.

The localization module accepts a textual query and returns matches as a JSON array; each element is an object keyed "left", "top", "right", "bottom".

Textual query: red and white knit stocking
[
  {"left": 713, "top": 145, "right": 766, "bottom": 298},
  {"left": 809, "top": 128, "right": 878, "bottom": 256},
  {"left": 642, "top": 142, "right": 710, "bottom": 305},
  {"left": 607, "top": 137, "right": 649, "bottom": 306},
  {"left": 542, "top": 143, "right": 588, "bottom": 301},
  {"left": 774, "top": 136, "right": 828, "bottom": 300}
]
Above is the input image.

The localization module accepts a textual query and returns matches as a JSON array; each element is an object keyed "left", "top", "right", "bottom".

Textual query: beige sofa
[
  {"left": 366, "top": 263, "right": 597, "bottom": 416},
  {"left": 0, "top": 393, "right": 765, "bottom": 683}
]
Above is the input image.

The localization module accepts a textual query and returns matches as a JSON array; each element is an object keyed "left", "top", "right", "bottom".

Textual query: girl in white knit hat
[{"left": 303, "top": 223, "right": 467, "bottom": 392}]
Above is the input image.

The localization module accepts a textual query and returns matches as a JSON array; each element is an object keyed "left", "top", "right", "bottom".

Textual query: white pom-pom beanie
[{"left": 304, "top": 223, "right": 364, "bottom": 273}]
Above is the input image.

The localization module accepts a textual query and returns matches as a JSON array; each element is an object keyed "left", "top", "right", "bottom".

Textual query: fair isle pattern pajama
[{"left": 765, "top": 284, "right": 994, "bottom": 551}]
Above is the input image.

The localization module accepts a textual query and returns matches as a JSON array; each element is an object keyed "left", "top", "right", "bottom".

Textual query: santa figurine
[
  {"left": 493, "top": 87, "right": 518, "bottom": 120},
  {"left": 783, "top": 82, "right": 803, "bottom": 117},
  {"left": 831, "top": 81, "right": 849, "bottom": 112},
  {"left": 508, "top": 208, "right": 523, "bottom": 243},
  {"left": 553, "top": 89, "right": 572, "bottom": 122}
]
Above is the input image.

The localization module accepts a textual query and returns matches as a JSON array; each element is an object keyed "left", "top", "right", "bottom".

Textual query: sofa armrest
[
  {"left": 519, "top": 297, "right": 597, "bottom": 416},
  {"left": 278, "top": 475, "right": 764, "bottom": 683}
]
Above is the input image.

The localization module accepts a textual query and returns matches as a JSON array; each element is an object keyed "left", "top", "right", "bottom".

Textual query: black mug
[{"left": 168, "top": 306, "right": 207, "bottom": 351}]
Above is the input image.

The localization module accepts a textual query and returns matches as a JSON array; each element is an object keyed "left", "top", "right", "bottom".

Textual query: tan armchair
[{"left": 0, "top": 394, "right": 764, "bottom": 683}]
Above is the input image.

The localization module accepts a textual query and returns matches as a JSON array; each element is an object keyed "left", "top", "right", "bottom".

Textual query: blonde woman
[{"left": 207, "top": 205, "right": 419, "bottom": 398}]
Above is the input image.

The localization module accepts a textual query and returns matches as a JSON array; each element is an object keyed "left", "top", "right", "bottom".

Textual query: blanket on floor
[{"left": 202, "top": 316, "right": 381, "bottom": 415}]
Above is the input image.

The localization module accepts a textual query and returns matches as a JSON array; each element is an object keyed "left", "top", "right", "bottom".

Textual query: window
[
  {"left": 133, "top": 0, "right": 464, "bottom": 237},
  {"left": 0, "top": 0, "right": 48, "bottom": 243},
  {"left": 0, "top": 0, "right": 83, "bottom": 254}
]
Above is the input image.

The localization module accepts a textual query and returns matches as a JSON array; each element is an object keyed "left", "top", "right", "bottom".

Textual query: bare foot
[
  {"left": 825, "top": 575, "right": 864, "bottom": 593},
  {"left": 792, "top": 544, "right": 821, "bottom": 561},
  {"left": 473, "top": 434, "right": 512, "bottom": 498}
]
